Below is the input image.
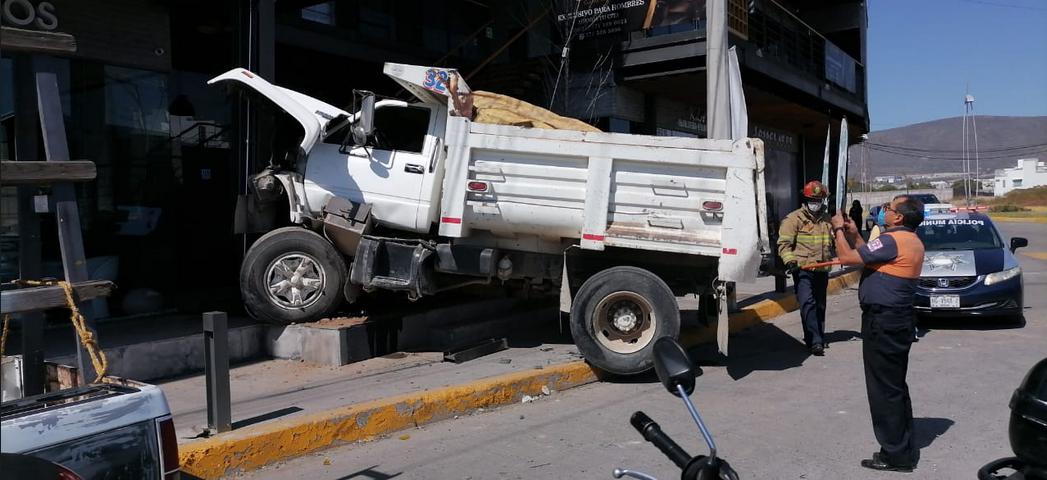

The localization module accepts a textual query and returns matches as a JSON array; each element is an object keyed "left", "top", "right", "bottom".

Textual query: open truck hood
[{"left": 207, "top": 68, "right": 349, "bottom": 154}]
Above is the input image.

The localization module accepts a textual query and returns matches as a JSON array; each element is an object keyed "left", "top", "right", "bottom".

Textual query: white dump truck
[{"left": 209, "top": 63, "right": 769, "bottom": 374}]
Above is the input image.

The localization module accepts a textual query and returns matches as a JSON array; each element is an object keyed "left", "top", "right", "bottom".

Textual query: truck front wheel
[
  {"left": 570, "top": 266, "right": 680, "bottom": 375},
  {"left": 240, "top": 227, "right": 348, "bottom": 325}
]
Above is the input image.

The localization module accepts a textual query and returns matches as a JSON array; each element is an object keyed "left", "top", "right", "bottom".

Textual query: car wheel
[{"left": 240, "top": 227, "right": 347, "bottom": 325}]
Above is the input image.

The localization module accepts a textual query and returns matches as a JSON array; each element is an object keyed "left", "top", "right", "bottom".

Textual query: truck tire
[
  {"left": 570, "top": 266, "right": 681, "bottom": 375},
  {"left": 240, "top": 227, "right": 347, "bottom": 325}
]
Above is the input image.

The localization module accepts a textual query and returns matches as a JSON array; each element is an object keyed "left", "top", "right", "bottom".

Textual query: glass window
[
  {"left": 104, "top": 66, "right": 170, "bottom": 134},
  {"left": 30, "top": 421, "right": 161, "bottom": 480},
  {"left": 302, "top": 2, "right": 335, "bottom": 25},
  {"left": 323, "top": 106, "right": 430, "bottom": 153},
  {"left": 1013, "top": 179, "right": 1023, "bottom": 187},
  {"left": 917, "top": 219, "right": 1003, "bottom": 251}
]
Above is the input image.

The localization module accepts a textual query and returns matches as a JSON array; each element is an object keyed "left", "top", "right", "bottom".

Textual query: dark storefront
[{"left": 2, "top": 0, "right": 243, "bottom": 316}]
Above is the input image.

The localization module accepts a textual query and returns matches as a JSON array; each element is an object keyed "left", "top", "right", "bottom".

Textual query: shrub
[{"left": 989, "top": 204, "right": 1030, "bottom": 213}]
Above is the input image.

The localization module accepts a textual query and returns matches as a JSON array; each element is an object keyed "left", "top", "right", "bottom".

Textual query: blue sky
[{"left": 867, "top": 0, "right": 1047, "bottom": 131}]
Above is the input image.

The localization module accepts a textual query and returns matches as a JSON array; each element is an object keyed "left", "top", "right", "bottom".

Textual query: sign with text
[{"left": 556, "top": 0, "right": 704, "bottom": 41}]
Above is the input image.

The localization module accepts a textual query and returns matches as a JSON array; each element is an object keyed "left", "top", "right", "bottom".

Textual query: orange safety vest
[{"left": 867, "top": 230, "right": 925, "bottom": 279}]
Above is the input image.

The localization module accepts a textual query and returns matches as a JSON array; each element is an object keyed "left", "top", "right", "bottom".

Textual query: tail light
[
  {"left": 55, "top": 464, "right": 81, "bottom": 480},
  {"left": 701, "top": 200, "right": 723, "bottom": 212},
  {"left": 467, "top": 181, "right": 490, "bottom": 193},
  {"left": 157, "top": 417, "right": 180, "bottom": 479}
]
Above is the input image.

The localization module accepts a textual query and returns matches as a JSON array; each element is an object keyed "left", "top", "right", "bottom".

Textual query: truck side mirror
[
  {"left": 1011, "top": 237, "right": 1028, "bottom": 252},
  {"left": 352, "top": 91, "right": 376, "bottom": 147}
]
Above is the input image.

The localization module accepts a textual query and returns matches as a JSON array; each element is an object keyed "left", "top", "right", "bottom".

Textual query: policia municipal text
[{"left": 832, "top": 196, "right": 927, "bottom": 473}]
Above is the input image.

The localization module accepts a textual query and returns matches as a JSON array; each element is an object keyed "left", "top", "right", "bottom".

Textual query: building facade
[
  {"left": 1, "top": 0, "right": 869, "bottom": 318},
  {"left": 994, "top": 158, "right": 1047, "bottom": 197}
]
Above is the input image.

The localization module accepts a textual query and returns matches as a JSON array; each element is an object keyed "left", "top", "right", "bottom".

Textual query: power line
[
  {"left": 958, "top": 0, "right": 1047, "bottom": 12},
  {"left": 864, "top": 145, "right": 1046, "bottom": 159},
  {"left": 864, "top": 142, "right": 1046, "bottom": 153}
]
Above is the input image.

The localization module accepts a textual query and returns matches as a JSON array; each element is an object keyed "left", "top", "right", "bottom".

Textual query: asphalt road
[{"left": 245, "top": 221, "right": 1046, "bottom": 480}]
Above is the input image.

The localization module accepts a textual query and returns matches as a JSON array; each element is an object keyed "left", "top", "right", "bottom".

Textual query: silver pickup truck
[{"left": 1, "top": 372, "right": 180, "bottom": 480}]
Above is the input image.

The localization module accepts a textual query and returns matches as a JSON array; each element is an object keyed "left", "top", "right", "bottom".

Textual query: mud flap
[{"left": 716, "top": 281, "right": 730, "bottom": 355}]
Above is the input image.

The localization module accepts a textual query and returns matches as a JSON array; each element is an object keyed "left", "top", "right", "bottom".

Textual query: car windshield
[
  {"left": 917, "top": 217, "right": 1002, "bottom": 250},
  {"left": 911, "top": 194, "right": 941, "bottom": 204}
]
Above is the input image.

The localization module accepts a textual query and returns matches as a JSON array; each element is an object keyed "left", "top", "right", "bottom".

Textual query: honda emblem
[{"left": 937, "top": 278, "right": 949, "bottom": 288}]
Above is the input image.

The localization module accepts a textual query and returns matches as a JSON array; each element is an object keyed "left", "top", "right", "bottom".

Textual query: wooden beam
[
  {"left": 1, "top": 161, "right": 97, "bottom": 185},
  {"left": 0, "top": 281, "right": 114, "bottom": 316},
  {"left": 0, "top": 27, "right": 77, "bottom": 54}
]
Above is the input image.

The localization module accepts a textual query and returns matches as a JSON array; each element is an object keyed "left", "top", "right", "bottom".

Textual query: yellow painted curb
[
  {"left": 1022, "top": 251, "right": 1047, "bottom": 261},
  {"left": 178, "top": 361, "right": 599, "bottom": 478},
  {"left": 681, "top": 270, "right": 862, "bottom": 345}
]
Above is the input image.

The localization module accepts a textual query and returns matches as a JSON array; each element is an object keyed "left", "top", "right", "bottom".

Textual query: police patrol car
[{"left": 913, "top": 210, "right": 1028, "bottom": 321}]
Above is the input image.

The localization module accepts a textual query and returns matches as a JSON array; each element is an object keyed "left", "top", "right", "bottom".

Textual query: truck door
[{"left": 309, "top": 102, "right": 436, "bottom": 232}]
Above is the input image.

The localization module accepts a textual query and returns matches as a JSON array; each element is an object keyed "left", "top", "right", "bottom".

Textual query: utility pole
[
  {"left": 861, "top": 133, "right": 868, "bottom": 194},
  {"left": 962, "top": 90, "right": 975, "bottom": 205},
  {"left": 706, "top": 0, "right": 730, "bottom": 140}
]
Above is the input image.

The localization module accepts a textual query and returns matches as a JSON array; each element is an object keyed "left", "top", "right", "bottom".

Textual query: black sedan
[{"left": 913, "top": 212, "right": 1028, "bottom": 321}]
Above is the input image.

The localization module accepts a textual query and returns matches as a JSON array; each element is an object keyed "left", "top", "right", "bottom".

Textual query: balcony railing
[
  {"left": 632, "top": 0, "right": 864, "bottom": 98},
  {"left": 747, "top": 0, "right": 863, "bottom": 96}
]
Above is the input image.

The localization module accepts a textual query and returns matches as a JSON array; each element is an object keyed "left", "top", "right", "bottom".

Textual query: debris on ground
[
  {"left": 521, "top": 385, "right": 554, "bottom": 403},
  {"left": 399, "top": 434, "right": 411, "bottom": 440}
]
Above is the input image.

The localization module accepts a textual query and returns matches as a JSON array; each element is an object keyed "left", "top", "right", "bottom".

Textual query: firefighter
[
  {"left": 831, "top": 196, "right": 926, "bottom": 472},
  {"left": 777, "top": 180, "right": 834, "bottom": 356}
]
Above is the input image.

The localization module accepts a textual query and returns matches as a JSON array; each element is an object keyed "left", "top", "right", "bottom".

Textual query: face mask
[
  {"left": 876, "top": 208, "right": 887, "bottom": 227},
  {"left": 806, "top": 202, "right": 823, "bottom": 213}
]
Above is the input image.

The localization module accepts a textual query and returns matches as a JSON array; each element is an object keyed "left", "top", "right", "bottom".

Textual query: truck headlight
[{"left": 984, "top": 266, "right": 1021, "bottom": 286}]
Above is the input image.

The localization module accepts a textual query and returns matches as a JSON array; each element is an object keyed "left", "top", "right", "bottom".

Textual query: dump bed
[{"left": 437, "top": 117, "right": 770, "bottom": 283}]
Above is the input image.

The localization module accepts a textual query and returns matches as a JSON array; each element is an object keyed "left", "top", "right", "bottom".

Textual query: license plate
[{"left": 930, "top": 295, "right": 960, "bottom": 309}]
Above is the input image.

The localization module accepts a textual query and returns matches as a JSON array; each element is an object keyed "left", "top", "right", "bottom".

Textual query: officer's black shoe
[
  {"left": 810, "top": 344, "right": 825, "bottom": 356},
  {"left": 860, "top": 453, "right": 915, "bottom": 472}
]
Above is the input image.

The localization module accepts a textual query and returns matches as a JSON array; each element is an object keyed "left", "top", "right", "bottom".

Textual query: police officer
[
  {"left": 831, "top": 196, "right": 926, "bottom": 472},
  {"left": 777, "top": 180, "right": 834, "bottom": 356}
]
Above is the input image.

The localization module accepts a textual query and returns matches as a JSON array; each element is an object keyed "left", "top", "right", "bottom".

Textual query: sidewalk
[
  {"left": 161, "top": 335, "right": 583, "bottom": 443},
  {"left": 167, "top": 268, "right": 860, "bottom": 477}
]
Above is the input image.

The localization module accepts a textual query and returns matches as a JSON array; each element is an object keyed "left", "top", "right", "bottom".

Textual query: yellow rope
[
  {"left": 0, "top": 314, "right": 9, "bottom": 358},
  {"left": 11, "top": 279, "right": 109, "bottom": 382}
]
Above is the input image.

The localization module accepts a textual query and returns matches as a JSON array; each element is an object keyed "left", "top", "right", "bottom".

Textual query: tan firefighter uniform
[{"left": 777, "top": 207, "right": 834, "bottom": 271}]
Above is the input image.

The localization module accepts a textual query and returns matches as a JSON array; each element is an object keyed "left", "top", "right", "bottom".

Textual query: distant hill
[{"left": 851, "top": 116, "right": 1047, "bottom": 178}]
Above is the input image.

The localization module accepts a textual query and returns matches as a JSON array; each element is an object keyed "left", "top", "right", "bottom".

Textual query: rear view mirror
[
  {"left": 1011, "top": 237, "right": 1028, "bottom": 252},
  {"left": 653, "top": 337, "right": 696, "bottom": 397},
  {"left": 352, "top": 91, "right": 376, "bottom": 146}
]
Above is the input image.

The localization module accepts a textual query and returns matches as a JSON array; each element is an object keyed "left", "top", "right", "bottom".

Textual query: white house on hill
[{"left": 994, "top": 158, "right": 1046, "bottom": 197}]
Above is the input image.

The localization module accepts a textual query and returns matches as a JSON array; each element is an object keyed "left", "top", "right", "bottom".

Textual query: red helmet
[{"left": 802, "top": 180, "right": 829, "bottom": 200}]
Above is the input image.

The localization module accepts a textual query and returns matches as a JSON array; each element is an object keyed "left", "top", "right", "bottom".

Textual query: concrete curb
[
  {"left": 681, "top": 269, "right": 861, "bottom": 346},
  {"left": 179, "top": 361, "right": 600, "bottom": 478},
  {"left": 178, "top": 270, "right": 863, "bottom": 478}
]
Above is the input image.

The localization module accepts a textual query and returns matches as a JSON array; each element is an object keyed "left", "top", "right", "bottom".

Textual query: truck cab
[{"left": 208, "top": 67, "right": 450, "bottom": 233}]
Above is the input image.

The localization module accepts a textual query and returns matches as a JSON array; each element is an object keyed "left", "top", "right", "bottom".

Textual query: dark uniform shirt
[{"left": 857, "top": 227, "right": 926, "bottom": 308}]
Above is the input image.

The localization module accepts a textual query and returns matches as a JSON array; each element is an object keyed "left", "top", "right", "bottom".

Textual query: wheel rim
[
  {"left": 264, "top": 253, "right": 326, "bottom": 310},
  {"left": 592, "top": 291, "right": 656, "bottom": 354}
]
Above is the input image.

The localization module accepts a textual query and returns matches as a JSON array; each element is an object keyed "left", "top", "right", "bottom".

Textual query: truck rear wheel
[
  {"left": 570, "top": 266, "right": 680, "bottom": 375},
  {"left": 240, "top": 227, "right": 347, "bottom": 325}
]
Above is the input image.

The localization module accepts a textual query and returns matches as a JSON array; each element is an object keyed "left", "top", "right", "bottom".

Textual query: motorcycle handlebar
[{"left": 630, "top": 411, "right": 692, "bottom": 470}]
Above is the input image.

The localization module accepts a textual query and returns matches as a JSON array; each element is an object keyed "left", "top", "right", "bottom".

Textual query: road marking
[{"left": 1021, "top": 251, "right": 1047, "bottom": 261}]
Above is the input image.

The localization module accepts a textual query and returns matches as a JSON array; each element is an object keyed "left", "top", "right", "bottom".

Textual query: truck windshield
[{"left": 916, "top": 218, "right": 1002, "bottom": 251}]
